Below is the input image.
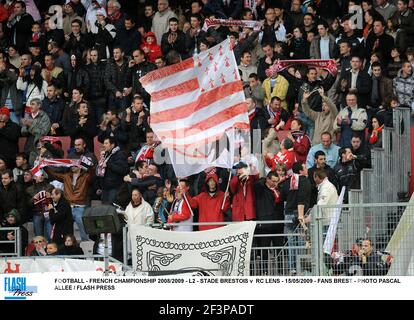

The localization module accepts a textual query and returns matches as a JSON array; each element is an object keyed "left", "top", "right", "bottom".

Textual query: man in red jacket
[
  {"left": 186, "top": 172, "right": 230, "bottom": 231},
  {"left": 286, "top": 118, "right": 311, "bottom": 163},
  {"left": 265, "top": 139, "right": 297, "bottom": 173},
  {"left": 230, "top": 162, "right": 258, "bottom": 222}
]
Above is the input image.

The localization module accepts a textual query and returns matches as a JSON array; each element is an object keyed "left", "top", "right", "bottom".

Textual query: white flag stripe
[
  {"left": 161, "top": 113, "right": 249, "bottom": 147},
  {"left": 150, "top": 90, "right": 200, "bottom": 114},
  {"left": 150, "top": 92, "right": 245, "bottom": 131},
  {"left": 143, "top": 67, "right": 196, "bottom": 94}
]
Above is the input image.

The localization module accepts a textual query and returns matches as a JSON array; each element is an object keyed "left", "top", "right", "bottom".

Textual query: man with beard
[{"left": 308, "top": 151, "right": 338, "bottom": 207}]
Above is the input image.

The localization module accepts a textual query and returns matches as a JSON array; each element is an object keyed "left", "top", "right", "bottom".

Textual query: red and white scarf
[
  {"left": 135, "top": 142, "right": 160, "bottom": 163},
  {"left": 289, "top": 174, "right": 300, "bottom": 191},
  {"left": 267, "top": 105, "right": 281, "bottom": 126},
  {"left": 202, "top": 18, "right": 263, "bottom": 32},
  {"left": 292, "top": 131, "right": 310, "bottom": 144},
  {"left": 248, "top": 108, "right": 256, "bottom": 122},
  {"left": 269, "top": 59, "right": 338, "bottom": 76},
  {"left": 31, "top": 159, "right": 77, "bottom": 176}
]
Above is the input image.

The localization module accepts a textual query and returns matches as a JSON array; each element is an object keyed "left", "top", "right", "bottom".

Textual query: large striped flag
[{"left": 140, "top": 39, "right": 249, "bottom": 177}]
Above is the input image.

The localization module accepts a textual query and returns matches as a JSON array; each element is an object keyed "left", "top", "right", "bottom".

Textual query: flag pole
[
  {"left": 221, "top": 170, "right": 232, "bottom": 210},
  {"left": 182, "top": 192, "right": 194, "bottom": 217}
]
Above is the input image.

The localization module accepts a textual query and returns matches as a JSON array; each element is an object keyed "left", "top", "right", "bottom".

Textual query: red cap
[{"left": 0, "top": 107, "right": 10, "bottom": 118}]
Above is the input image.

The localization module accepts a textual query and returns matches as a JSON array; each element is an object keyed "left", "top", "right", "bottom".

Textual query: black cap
[{"left": 233, "top": 162, "right": 248, "bottom": 169}]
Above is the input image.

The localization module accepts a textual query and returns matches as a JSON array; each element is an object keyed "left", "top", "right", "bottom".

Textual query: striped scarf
[{"left": 97, "top": 146, "right": 120, "bottom": 177}]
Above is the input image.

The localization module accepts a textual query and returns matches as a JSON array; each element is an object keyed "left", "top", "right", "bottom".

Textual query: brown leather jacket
[{"left": 44, "top": 167, "right": 94, "bottom": 205}]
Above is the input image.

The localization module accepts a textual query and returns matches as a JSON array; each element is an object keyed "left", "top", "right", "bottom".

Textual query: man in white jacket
[
  {"left": 314, "top": 168, "right": 338, "bottom": 227},
  {"left": 125, "top": 189, "right": 154, "bottom": 226}
]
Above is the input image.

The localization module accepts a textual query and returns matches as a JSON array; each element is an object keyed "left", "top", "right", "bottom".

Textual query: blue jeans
[
  {"left": 298, "top": 112, "right": 315, "bottom": 142},
  {"left": 284, "top": 214, "right": 305, "bottom": 272},
  {"left": 33, "top": 214, "right": 52, "bottom": 242},
  {"left": 72, "top": 206, "right": 90, "bottom": 242},
  {"left": 102, "top": 189, "right": 118, "bottom": 204}
]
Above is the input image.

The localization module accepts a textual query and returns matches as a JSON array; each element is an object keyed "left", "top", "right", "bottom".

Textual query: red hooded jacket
[
  {"left": 186, "top": 173, "right": 230, "bottom": 231},
  {"left": 230, "top": 174, "right": 258, "bottom": 221},
  {"left": 140, "top": 32, "right": 162, "bottom": 63}
]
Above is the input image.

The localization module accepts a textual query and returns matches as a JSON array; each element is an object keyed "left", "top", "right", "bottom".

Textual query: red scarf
[
  {"left": 369, "top": 125, "right": 384, "bottom": 145},
  {"left": 248, "top": 108, "right": 256, "bottom": 122},
  {"left": 289, "top": 174, "right": 300, "bottom": 191},
  {"left": 135, "top": 142, "right": 160, "bottom": 163},
  {"left": 267, "top": 105, "right": 281, "bottom": 127},
  {"left": 108, "top": 11, "right": 122, "bottom": 23}
]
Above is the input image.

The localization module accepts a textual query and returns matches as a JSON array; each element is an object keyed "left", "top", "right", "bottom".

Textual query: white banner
[
  {"left": 0, "top": 258, "right": 123, "bottom": 275},
  {"left": 129, "top": 222, "right": 256, "bottom": 276}
]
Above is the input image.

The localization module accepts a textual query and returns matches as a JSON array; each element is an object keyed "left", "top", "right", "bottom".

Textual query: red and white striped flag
[{"left": 140, "top": 39, "right": 249, "bottom": 177}]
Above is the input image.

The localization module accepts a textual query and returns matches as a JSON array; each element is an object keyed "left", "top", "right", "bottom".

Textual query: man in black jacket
[
  {"left": 48, "top": 188, "right": 74, "bottom": 246},
  {"left": 0, "top": 209, "right": 28, "bottom": 256},
  {"left": 43, "top": 84, "right": 65, "bottom": 136},
  {"left": 0, "top": 170, "right": 26, "bottom": 223},
  {"left": 63, "top": 19, "right": 92, "bottom": 57},
  {"left": 334, "top": 147, "right": 358, "bottom": 203},
  {"left": 123, "top": 96, "right": 150, "bottom": 157},
  {"left": 129, "top": 49, "right": 156, "bottom": 106},
  {"left": 0, "top": 108, "right": 20, "bottom": 169},
  {"left": 105, "top": 47, "right": 131, "bottom": 111},
  {"left": 335, "top": 15, "right": 364, "bottom": 58},
  {"left": 185, "top": 13, "right": 207, "bottom": 55},
  {"left": 115, "top": 16, "right": 142, "bottom": 57},
  {"left": 209, "top": 0, "right": 243, "bottom": 19},
  {"left": 86, "top": 49, "right": 106, "bottom": 122},
  {"left": 337, "top": 56, "right": 372, "bottom": 109},
  {"left": 298, "top": 67, "right": 336, "bottom": 112},
  {"left": 161, "top": 17, "right": 187, "bottom": 58},
  {"left": 98, "top": 108, "right": 128, "bottom": 150},
  {"left": 253, "top": 171, "right": 284, "bottom": 270},
  {"left": 365, "top": 19, "right": 395, "bottom": 66},
  {"left": 350, "top": 134, "right": 371, "bottom": 189},
  {"left": 392, "top": 0, "right": 414, "bottom": 48},
  {"left": 280, "top": 162, "right": 311, "bottom": 274},
  {"left": 257, "top": 43, "right": 277, "bottom": 82},
  {"left": 97, "top": 137, "right": 129, "bottom": 204},
  {"left": 6, "top": 1, "right": 35, "bottom": 54},
  {"left": 65, "top": 101, "right": 97, "bottom": 153}
]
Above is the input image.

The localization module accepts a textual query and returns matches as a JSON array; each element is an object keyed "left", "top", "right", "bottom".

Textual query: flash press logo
[{"left": 3, "top": 277, "right": 37, "bottom": 300}]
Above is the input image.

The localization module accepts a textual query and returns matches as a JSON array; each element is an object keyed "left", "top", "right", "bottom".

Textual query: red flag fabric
[{"left": 140, "top": 39, "right": 249, "bottom": 177}]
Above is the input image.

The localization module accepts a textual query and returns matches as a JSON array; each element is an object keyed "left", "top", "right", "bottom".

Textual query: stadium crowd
[{"left": 0, "top": 0, "right": 413, "bottom": 274}]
